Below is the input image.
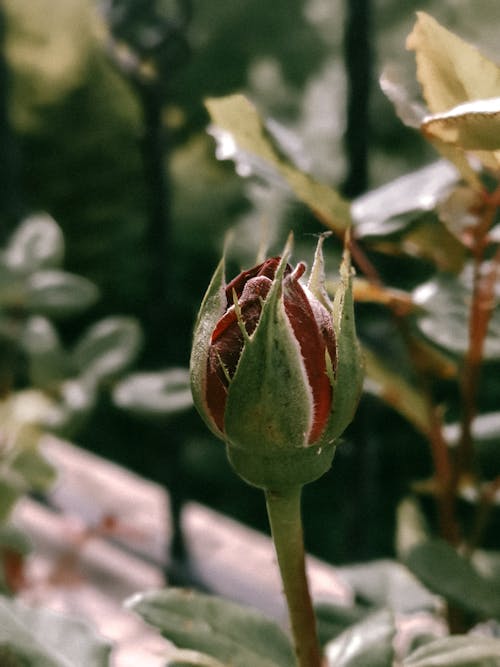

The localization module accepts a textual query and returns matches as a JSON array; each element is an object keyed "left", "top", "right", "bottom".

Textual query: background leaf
[
  {"left": 403, "top": 635, "right": 500, "bottom": 667},
  {"left": 314, "top": 601, "right": 368, "bottom": 647},
  {"left": 112, "top": 368, "right": 192, "bottom": 418},
  {"left": 0, "top": 595, "right": 111, "bottom": 667},
  {"left": 21, "top": 316, "right": 69, "bottom": 388},
  {"left": 165, "top": 649, "right": 227, "bottom": 667},
  {"left": 4, "top": 214, "right": 64, "bottom": 273},
  {"left": 25, "top": 270, "right": 99, "bottom": 318},
  {"left": 406, "top": 12, "right": 500, "bottom": 114},
  {"left": 351, "top": 161, "right": 458, "bottom": 239},
  {"left": 205, "top": 94, "right": 351, "bottom": 233},
  {"left": 412, "top": 273, "right": 500, "bottom": 359},
  {"left": 72, "top": 316, "right": 143, "bottom": 384},
  {"left": 324, "top": 609, "right": 395, "bottom": 667},
  {"left": 41, "top": 378, "right": 96, "bottom": 436},
  {"left": 405, "top": 539, "right": 500, "bottom": 620},
  {"left": 127, "top": 588, "right": 295, "bottom": 667},
  {"left": 362, "top": 348, "right": 430, "bottom": 437},
  {"left": 0, "top": 479, "right": 22, "bottom": 523},
  {"left": 422, "top": 97, "right": 500, "bottom": 150},
  {"left": 337, "top": 559, "right": 437, "bottom": 614}
]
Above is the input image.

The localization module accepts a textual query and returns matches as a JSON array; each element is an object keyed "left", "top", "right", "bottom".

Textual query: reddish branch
[{"left": 456, "top": 195, "right": 500, "bottom": 483}]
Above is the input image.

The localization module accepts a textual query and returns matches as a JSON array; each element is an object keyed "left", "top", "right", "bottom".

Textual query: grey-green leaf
[
  {"left": 0, "top": 525, "right": 32, "bottom": 556},
  {"left": 337, "top": 559, "right": 437, "bottom": 613},
  {"left": 314, "top": 601, "right": 368, "bottom": 647},
  {"left": 422, "top": 97, "right": 500, "bottom": 150},
  {"left": 413, "top": 273, "right": 500, "bottom": 359},
  {"left": 403, "top": 635, "right": 500, "bottom": 667},
  {"left": 10, "top": 445, "right": 56, "bottom": 493},
  {"left": 41, "top": 377, "right": 96, "bottom": 437},
  {"left": 21, "top": 316, "right": 69, "bottom": 388},
  {"left": 25, "top": 270, "right": 99, "bottom": 318},
  {"left": 72, "top": 317, "right": 142, "bottom": 383},
  {"left": 0, "top": 595, "right": 111, "bottom": 667},
  {"left": 127, "top": 588, "right": 295, "bottom": 667},
  {"left": 443, "top": 412, "right": 500, "bottom": 447},
  {"left": 351, "top": 161, "right": 459, "bottom": 239},
  {"left": 166, "top": 648, "right": 227, "bottom": 667},
  {"left": 324, "top": 609, "right": 396, "bottom": 667},
  {"left": 4, "top": 214, "right": 64, "bottom": 273},
  {"left": 405, "top": 539, "right": 500, "bottom": 620},
  {"left": 0, "top": 477, "right": 22, "bottom": 523},
  {"left": 112, "top": 368, "right": 192, "bottom": 418},
  {"left": 206, "top": 94, "right": 351, "bottom": 233}
]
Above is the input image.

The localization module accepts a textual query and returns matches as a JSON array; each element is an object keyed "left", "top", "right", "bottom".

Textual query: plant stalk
[{"left": 265, "top": 486, "right": 322, "bottom": 667}]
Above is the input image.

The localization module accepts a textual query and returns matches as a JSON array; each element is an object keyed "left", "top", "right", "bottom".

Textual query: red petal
[
  {"left": 283, "top": 271, "right": 333, "bottom": 443},
  {"left": 206, "top": 275, "right": 274, "bottom": 432},
  {"left": 225, "top": 257, "right": 281, "bottom": 304}
]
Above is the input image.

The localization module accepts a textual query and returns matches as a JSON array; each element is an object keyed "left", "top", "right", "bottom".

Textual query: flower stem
[{"left": 265, "top": 486, "right": 322, "bottom": 667}]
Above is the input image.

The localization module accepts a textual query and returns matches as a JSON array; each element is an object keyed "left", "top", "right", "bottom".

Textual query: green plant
[
  {"left": 127, "top": 11, "right": 500, "bottom": 667},
  {"left": 0, "top": 212, "right": 192, "bottom": 593},
  {"left": 2, "top": 9, "right": 500, "bottom": 667}
]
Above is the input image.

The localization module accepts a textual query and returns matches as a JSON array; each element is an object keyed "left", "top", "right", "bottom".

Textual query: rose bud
[{"left": 190, "top": 234, "right": 363, "bottom": 490}]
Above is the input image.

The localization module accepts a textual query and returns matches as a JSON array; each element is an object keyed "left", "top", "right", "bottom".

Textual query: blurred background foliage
[{"left": 2, "top": 0, "right": 500, "bottom": 566}]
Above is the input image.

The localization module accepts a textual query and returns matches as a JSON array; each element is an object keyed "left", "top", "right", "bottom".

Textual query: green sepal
[
  {"left": 226, "top": 441, "right": 336, "bottom": 490},
  {"left": 190, "top": 256, "right": 226, "bottom": 438},
  {"left": 307, "top": 232, "right": 333, "bottom": 311},
  {"left": 224, "top": 237, "right": 333, "bottom": 489},
  {"left": 319, "top": 237, "right": 364, "bottom": 445}
]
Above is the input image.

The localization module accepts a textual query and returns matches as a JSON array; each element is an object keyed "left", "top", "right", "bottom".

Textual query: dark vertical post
[
  {"left": 139, "top": 81, "right": 173, "bottom": 364},
  {"left": 342, "top": 0, "right": 373, "bottom": 198}
]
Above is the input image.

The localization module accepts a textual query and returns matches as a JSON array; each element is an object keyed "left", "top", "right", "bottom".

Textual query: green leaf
[
  {"left": 205, "top": 94, "right": 351, "bottom": 233},
  {"left": 422, "top": 97, "right": 500, "bottom": 150},
  {"left": 351, "top": 161, "right": 459, "bottom": 239},
  {"left": 379, "top": 65, "right": 426, "bottom": 129},
  {"left": 0, "top": 526, "right": 31, "bottom": 595},
  {"left": 403, "top": 635, "right": 500, "bottom": 667},
  {"left": 405, "top": 539, "right": 500, "bottom": 620},
  {"left": 112, "top": 368, "right": 192, "bottom": 418},
  {"left": 314, "top": 601, "right": 368, "bottom": 647},
  {"left": 406, "top": 12, "right": 500, "bottom": 114},
  {"left": 127, "top": 588, "right": 295, "bottom": 667},
  {"left": 443, "top": 412, "right": 500, "bottom": 447},
  {"left": 25, "top": 270, "right": 99, "bottom": 318},
  {"left": 0, "top": 261, "right": 25, "bottom": 309},
  {"left": 406, "top": 12, "right": 500, "bottom": 176},
  {"left": 165, "top": 649, "right": 227, "bottom": 667},
  {"left": 4, "top": 214, "right": 64, "bottom": 273},
  {"left": 41, "top": 377, "right": 96, "bottom": 437},
  {"left": 324, "top": 609, "right": 396, "bottom": 667},
  {"left": 72, "top": 317, "right": 142, "bottom": 384},
  {"left": 385, "top": 219, "right": 466, "bottom": 273},
  {"left": 337, "top": 559, "right": 437, "bottom": 614},
  {"left": 0, "top": 478, "right": 22, "bottom": 523},
  {"left": 395, "top": 496, "right": 430, "bottom": 560},
  {"left": 21, "top": 316, "right": 69, "bottom": 388},
  {"left": 0, "top": 595, "right": 110, "bottom": 666},
  {"left": 10, "top": 446, "right": 56, "bottom": 493},
  {"left": 363, "top": 347, "right": 430, "bottom": 436},
  {"left": 412, "top": 273, "right": 500, "bottom": 359},
  {"left": 0, "top": 525, "right": 32, "bottom": 556}
]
